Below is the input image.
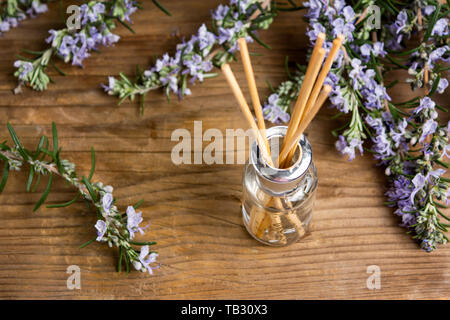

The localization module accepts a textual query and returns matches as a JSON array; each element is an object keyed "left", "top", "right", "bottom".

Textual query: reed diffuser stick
[
  {"left": 237, "top": 38, "right": 274, "bottom": 234},
  {"left": 222, "top": 63, "right": 292, "bottom": 244},
  {"left": 221, "top": 64, "right": 272, "bottom": 163},
  {"left": 283, "top": 35, "right": 343, "bottom": 165},
  {"left": 281, "top": 33, "right": 326, "bottom": 150},
  {"left": 279, "top": 85, "right": 332, "bottom": 166}
]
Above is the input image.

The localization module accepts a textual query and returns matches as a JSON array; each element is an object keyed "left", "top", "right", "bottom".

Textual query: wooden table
[{"left": 0, "top": 0, "right": 449, "bottom": 300}]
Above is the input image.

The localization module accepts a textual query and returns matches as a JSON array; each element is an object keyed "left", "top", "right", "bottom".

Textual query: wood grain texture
[{"left": 0, "top": 0, "right": 449, "bottom": 300}]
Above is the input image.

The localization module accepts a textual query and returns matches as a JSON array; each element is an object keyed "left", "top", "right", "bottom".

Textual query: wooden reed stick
[
  {"left": 283, "top": 35, "right": 343, "bottom": 164},
  {"left": 221, "top": 63, "right": 271, "bottom": 163},
  {"left": 222, "top": 63, "right": 290, "bottom": 243},
  {"left": 238, "top": 38, "right": 270, "bottom": 154},
  {"left": 281, "top": 34, "right": 326, "bottom": 152},
  {"left": 279, "top": 85, "right": 332, "bottom": 167}
]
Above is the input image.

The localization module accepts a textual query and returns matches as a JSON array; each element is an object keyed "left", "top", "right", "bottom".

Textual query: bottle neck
[{"left": 250, "top": 126, "right": 313, "bottom": 196}]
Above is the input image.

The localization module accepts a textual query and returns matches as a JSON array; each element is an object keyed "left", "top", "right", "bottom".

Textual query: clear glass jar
[{"left": 242, "top": 126, "right": 318, "bottom": 246}]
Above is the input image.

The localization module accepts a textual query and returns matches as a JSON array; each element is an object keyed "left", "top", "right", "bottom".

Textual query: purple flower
[
  {"left": 413, "top": 97, "right": 435, "bottom": 114},
  {"left": 133, "top": 245, "right": 159, "bottom": 274},
  {"left": 335, "top": 135, "right": 363, "bottom": 161},
  {"left": 196, "top": 24, "right": 217, "bottom": 53},
  {"left": 102, "top": 193, "right": 113, "bottom": 215},
  {"left": 342, "top": 6, "right": 355, "bottom": 22},
  {"left": 390, "top": 119, "right": 407, "bottom": 148},
  {"left": 419, "top": 119, "right": 438, "bottom": 143},
  {"left": 14, "top": 61, "right": 34, "bottom": 80},
  {"left": 394, "top": 10, "right": 408, "bottom": 34},
  {"left": 212, "top": 4, "right": 230, "bottom": 20},
  {"left": 95, "top": 220, "right": 107, "bottom": 241},
  {"left": 423, "top": 5, "right": 435, "bottom": 16},
  {"left": 126, "top": 206, "right": 148, "bottom": 239},
  {"left": 304, "top": 0, "right": 324, "bottom": 20},
  {"left": 431, "top": 18, "right": 449, "bottom": 37},
  {"left": 101, "top": 76, "right": 116, "bottom": 93},
  {"left": 306, "top": 22, "right": 327, "bottom": 41},
  {"left": 410, "top": 173, "right": 426, "bottom": 204},
  {"left": 373, "top": 42, "right": 386, "bottom": 57},
  {"left": 421, "top": 239, "right": 434, "bottom": 252},
  {"left": 262, "top": 94, "right": 290, "bottom": 124},
  {"left": 437, "top": 78, "right": 448, "bottom": 94},
  {"left": 332, "top": 17, "right": 355, "bottom": 41},
  {"left": 428, "top": 46, "right": 449, "bottom": 68}
]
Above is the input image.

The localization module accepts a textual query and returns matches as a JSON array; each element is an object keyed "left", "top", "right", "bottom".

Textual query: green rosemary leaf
[
  {"left": 435, "top": 159, "right": 449, "bottom": 169},
  {"left": 50, "top": 60, "right": 66, "bottom": 76},
  {"left": 31, "top": 173, "right": 41, "bottom": 193},
  {"left": 385, "top": 55, "right": 408, "bottom": 70},
  {"left": 0, "top": 162, "right": 9, "bottom": 193},
  {"left": 47, "top": 193, "right": 80, "bottom": 208},
  {"left": 82, "top": 176, "right": 98, "bottom": 202},
  {"left": 15, "top": 54, "right": 33, "bottom": 62},
  {"left": 33, "top": 136, "right": 46, "bottom": 160},
  {"left": 129, "top": 241, "right": 157, "bottom": 246},
  {"left": 7, "top": 123, "right": 29, "bottom": 161},
  {"left": 52, "top": 122, "right": 58, "bottom": 157},
  {"left": 434, "top": 201, "right": 448, "bottom": 209},
  {"left": 248, "top": 32, "right": 271, "bottom": 50},
  {"left": 284, "top": 56, "right": 292, "bottom": 79},
  {"left": 79, "top": 237, "right": 96, "bottom": 249},
  {"left": 21, "top": 48, "right": 46, "bottom": 55},
  {"left": 88, "top": 147, "right": 96, "bottom": 181},
  {"left": 435, "top": 104, "right": 448, "bottom": 112},
  {"left": 424, "top": 4, "right": 441, "bottom": 42},
  {"left": 436, "top": 207, "right": 450, "bottom": 221},
  {"left": 118, "top": 246, "right": 123, "bottom": 272},
  {"left": 133, "top": 199, "right": 145, "bottom": 209},
  {"left": 26, "top": 167, "right": 35, "bottom": 192},
  {"left": 428, "top": 74, "right": 441, "bottom": 96},
  {"left": 152, "top": 0, "right": 171, "bottom": 16},
  {"left": 123, "top": 250, "right": 130, "bottom": 275},
  {"left": 386, "top": 80, "right": 399, "bottom": 89},
  {"left": 116, "top": 17, "right": 136, "bottom": 34},
  {"left": 33, "top": 173, "right": 53, "bottom": 212}
]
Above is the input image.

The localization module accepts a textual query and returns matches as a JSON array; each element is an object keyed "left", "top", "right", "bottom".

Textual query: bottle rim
[{"left": 250, "top": 126, "right": 313, "bottom": 186}]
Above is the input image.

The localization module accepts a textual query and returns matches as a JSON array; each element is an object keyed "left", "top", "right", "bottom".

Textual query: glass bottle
[{"left": 242, "top": 126, "right": 318, "bottom": 246}]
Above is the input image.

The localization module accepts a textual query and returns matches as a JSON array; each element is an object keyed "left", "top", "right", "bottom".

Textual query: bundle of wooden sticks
[{"left": 222, "top": 33, "right": 343, "bottom": 243}]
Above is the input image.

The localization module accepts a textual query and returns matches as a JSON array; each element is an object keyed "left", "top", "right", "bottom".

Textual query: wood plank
[{"left": 0, "top": 0, "right": 448, "bottom": 299}]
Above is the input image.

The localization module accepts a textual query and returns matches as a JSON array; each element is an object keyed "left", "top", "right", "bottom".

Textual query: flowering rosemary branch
[
  {"left": 0, "top": 0, "right": 48, "bottom": 36},
  {"left": 0, "top": 123, "right": 158, "bottom": 273},
  {"left": 13, "top": 0, "right": 150, "bottom": 92},
  {"left": 262, "top": 0, "right": 449, "bottom": 251},
  {"left": 103, "top": 0, "right": 277, "bottom": 114}
]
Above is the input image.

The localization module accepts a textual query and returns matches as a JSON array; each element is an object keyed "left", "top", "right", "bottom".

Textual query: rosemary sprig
[{"left": 0, "top": 122, "right": 158, "bottom": 273}]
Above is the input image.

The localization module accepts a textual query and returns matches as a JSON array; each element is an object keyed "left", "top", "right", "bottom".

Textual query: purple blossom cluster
[
  {"left": 13, "top": 0, "right": 139, "bottom": 91},
  {"left": 265, "top": 0, "right": 449, "bottom": 251},
  {"left": 95, "top": 191, "right": 158, "bottom": 274},
  {"left": 104, "top": 0, "right": 273, "bottom": 104},
  {"left": 0, "top": 0, "right": 47, "bottom": 36},
  {"left": 45, "top": 2, "right": 132, "bottom": 67}
]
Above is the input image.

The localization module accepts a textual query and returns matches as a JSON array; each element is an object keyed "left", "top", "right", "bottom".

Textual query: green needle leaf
[
  {"left": 82, "top": 176, "right": 98, "bottom": 203},
  {"left": 33, "top": 173, "right": 53, "bottom": 212},
  {"left": 26, "top": 167, "right": 35, "bottom": 192},
  {"left": 152, "top": 0, "right": 171, "bottom": 16},
  {"left": 79, "top": 237, "right": 96, "bottom": 249},
  {"left": 88, "top": 147, "right": 96, "bottom": 181},
  {"left": 0, "top": 162, "right": 9, "bottom": 193},
  {"left": 7, "top": 123, "right": 29, "bottom": 161},
  {"left": 47, "top": 193, "right": 80, "bottom": 208}
]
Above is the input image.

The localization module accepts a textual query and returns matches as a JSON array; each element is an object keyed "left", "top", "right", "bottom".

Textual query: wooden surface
[{"left": 0, "top": 0, "right": 449, "bottom": 300}]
